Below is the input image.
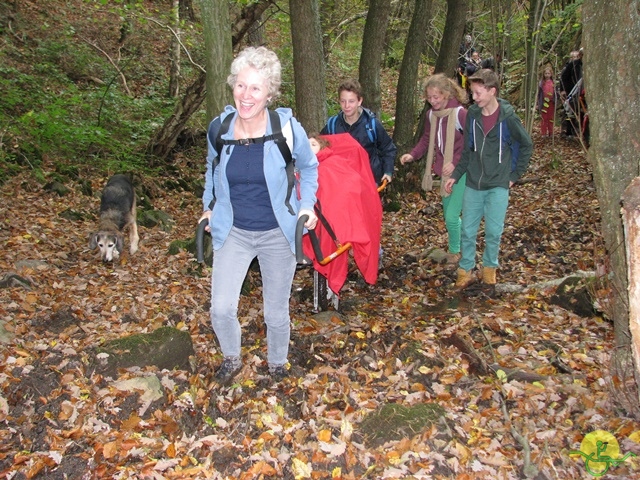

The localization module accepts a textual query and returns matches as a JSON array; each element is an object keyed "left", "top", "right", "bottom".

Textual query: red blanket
[{"left": 302, "top": 133, "right": 382, "bottom": 294}]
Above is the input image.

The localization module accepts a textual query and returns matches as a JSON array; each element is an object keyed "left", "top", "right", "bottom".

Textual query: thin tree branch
[
  {"left": 141, "top": 15, "right": 205, "bottom": 73},
  {"left": 499, "top": 394, "right": 540, "bottom": 478},
  {"left": 81, "top": 37, "right": 132, "bottom": 97}
]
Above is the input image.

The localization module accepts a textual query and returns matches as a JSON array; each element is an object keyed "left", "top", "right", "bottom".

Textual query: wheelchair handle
[{"left": 196, "top": 218, "right": 208, "bottom": 264}]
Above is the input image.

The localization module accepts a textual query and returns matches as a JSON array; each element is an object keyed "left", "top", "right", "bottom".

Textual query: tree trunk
[
  {"left": 393, "top": 0, "right": 433, "bottom": 154},
  {"left": 583, "top": 0, "right": 640, "bottom": 346},
  {"left": 179, "top": 0, "right": 196, "bottom": 22},
  {"left": 523, "top": 0, "right": 546, "bottom": 133},
  {"left": 289, "top": 0, "right": 326, "bottom": 132},
  {"left": 434, "top": 0, "right": 469, "bottom": 77},
  {"left": 247, "top": 11, "right": 264, "bottom": 46},
  {"left": 169, "top": 0, "right": 181, "bottom": 98},
  {"left": 358, "top": 0, "right": 391, "bottom": 116},
  {"left": 230, "top": 1, "right": 275, "bottom": 46},
  {"left": 200, "top": 0, "right": 233, "bottom": 123},
  {"left": 147, "top": 72, "right": 206, "bottom": 161},
  {"left": 146, "top": 1, "right": 274, "bottom": 162},
  {"left": 621, "top": 177, "right": 640, "bottom": 396}
]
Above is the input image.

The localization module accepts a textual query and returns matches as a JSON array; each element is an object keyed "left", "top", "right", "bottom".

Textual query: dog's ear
[
  {"left": 89, "top": 233, "right": 98, "bottom": 250},
  {"left": 115, "top": 234, "right": 124, "bottom": 253}
]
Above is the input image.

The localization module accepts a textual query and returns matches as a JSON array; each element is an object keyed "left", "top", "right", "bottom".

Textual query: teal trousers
[
  {"left": 442, "top": 173, "right": 465, "bottom": 254},
  {"left": 459, "top": 186, "right": 509, "bottom": 271}
]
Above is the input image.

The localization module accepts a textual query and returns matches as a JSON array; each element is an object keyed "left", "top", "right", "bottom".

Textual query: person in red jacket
[{"left": 537, "top": 66, "right": 557, "bottom": 137}]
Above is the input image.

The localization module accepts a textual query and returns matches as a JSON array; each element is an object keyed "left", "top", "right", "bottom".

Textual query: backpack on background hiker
[{"left": 325, "top": 112, "right": 377, "bottom": 144}]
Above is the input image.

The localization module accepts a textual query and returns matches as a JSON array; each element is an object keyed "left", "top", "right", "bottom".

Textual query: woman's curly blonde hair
[
  {"left": 227, "top": 46, "right": 282, "bottom": 99},
  {"left": 423, "top": 73, "right": 468, "bottom": 104}
]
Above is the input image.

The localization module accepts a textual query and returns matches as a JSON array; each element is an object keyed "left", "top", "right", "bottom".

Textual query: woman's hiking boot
[
  {"left": 482, "top": 267, "right": 497, "bottom": 285},
  {"left": 214, "top": 356, "right": 242, "bottom": 385},
  {"left": 269, "top": 363, "right": 289, "bottom": 382},
  {"left": 455, "top": 268, "right": 475, "bottom": 290}
]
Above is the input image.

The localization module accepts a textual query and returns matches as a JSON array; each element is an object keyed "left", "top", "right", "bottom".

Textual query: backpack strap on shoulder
[
  {"left": 266, "top": 110, "right": 293, "bottom": 165},
  {"left": 366, "top": 116, "right": 377, "bottom": 144},
  {"left": 455, "top": 106, "right": 463, "bottom": 132},
  {"left": 206, "top": 113, "right": 235, "bottom": 210},
  {"left": 327, "top": 115, "right": 338, "bottom": 134},
  {"left": 214, "top": 113, "right": 234, "bottom": 158},
  {"left": 213, "top": 110, "right": 297, "bottom": 215},
  {"left": 359, "top": 108, "right": 378, "bottom": 144},
  {"left": 267, "top": 110, "right": 296, "bottom": 215},
  {"left": 500, "top": 119, "right": 520, "bottom": 172}
]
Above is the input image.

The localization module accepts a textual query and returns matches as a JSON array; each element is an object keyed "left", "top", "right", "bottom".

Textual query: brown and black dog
[{"left": 89, "top": 174, "right": 139, "bottom": 262}]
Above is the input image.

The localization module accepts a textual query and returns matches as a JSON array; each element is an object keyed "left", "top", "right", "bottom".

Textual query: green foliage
[
  {"left": 538, "top": 0, "right": 584, "bottom": 63},
  {"left": 360, "top": 402, "right": 445, "bottom": 447},
  {"left": 55, "top": 163, "right": 80, "bottom": 179},
  {"left": 0, "top": 0, "right": 196, "bottom": 177},
  {"left": 0, "top": 0, "right": 588, "bottom": 183},
  {"left": 33, "top": 168, "right": 47, "bottom": 184},
  {"left": 549, "top": 151, "right": 562, "bottom": 169},
  {"left": 0, "top": 49, "right": 174, "bottom": 174},
  {"left": 378, "top": 110, "right": 394, "bottom": 131}
]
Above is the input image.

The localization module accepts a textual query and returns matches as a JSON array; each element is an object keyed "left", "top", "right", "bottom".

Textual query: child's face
[
  {"left": 426, "top": 87, "right": 449, "bottom": 111},
  {"left": 309, "top": 138, "right": 321, "bottom": 154},
  {"left": 470, "top": 83, "right": 497, "bottom": 108},
  {"left": 544, "top": 70, "right": 552, "bottom": 79},
  {"left": 339, "top": 90, "right": 362, "bottom": 119}
]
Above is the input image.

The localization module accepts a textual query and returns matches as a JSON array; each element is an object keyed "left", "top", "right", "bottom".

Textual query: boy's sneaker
[
  {"left": 214, "top": 356, "right": 242, "bottom": 385},
  {"left": 481, "top": 266, "right": 497, "bottom": 285},
  {"left": 455, "top": 268, "right": 475, "bottom": 290},
  {"left": 269, "top": 364, "right": 289, "bottom": 382}
]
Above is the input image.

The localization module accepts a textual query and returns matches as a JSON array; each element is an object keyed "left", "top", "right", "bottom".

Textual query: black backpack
[{"left": 208, "top": 109, "right": 296, "bottom": 214}]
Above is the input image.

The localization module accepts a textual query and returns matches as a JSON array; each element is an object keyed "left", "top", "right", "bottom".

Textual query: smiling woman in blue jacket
[
  {"left": 444, "top": 69, "right": 532, "bottom": 289},
  {"left": 198, "top": 46, "right": 318, "bottom": 384}
]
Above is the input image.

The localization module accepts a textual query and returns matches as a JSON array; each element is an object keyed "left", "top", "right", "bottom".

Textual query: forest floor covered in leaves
[{"left": 1, "top": 132, "right": 640, "bottom": 479}]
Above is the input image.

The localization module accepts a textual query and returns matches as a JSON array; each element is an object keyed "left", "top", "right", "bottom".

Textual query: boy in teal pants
[{"left": 444, "top": 69, "right": 532, "bottom": 288}]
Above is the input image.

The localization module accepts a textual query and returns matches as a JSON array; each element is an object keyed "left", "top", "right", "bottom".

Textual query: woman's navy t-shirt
[{"left": 226, "top": 143, "right": 278, "bottom": 231}]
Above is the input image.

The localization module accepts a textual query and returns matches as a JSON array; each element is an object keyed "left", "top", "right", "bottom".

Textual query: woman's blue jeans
[
  {"left": 210, "top": 226, "right": 296, "bottom": 366},
  {"left": 459, "top": 186, "right": 509, "bottom": 271}
]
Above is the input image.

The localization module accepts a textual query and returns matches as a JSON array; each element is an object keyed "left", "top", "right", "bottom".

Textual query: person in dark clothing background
[
  {"left": 481, "top": 52, "right": 502, "bottom": 73},
  {"left": 465, "top": 51, "right": 483, "bottom": 77},
  {"left": 458, "top": 34, "right": 475, "bottom": 65},
  {"left": 559, "top": 50, "right": 582, "bottom": 99},
  {"left": 559, "top": 49, "right": 583, "bottom": 137},
  {"left": 457, "top": 34, "right": 476, "bottom": 89},
  {"left": 320, "top": 79, "right": 396, "bottom": 186}
]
